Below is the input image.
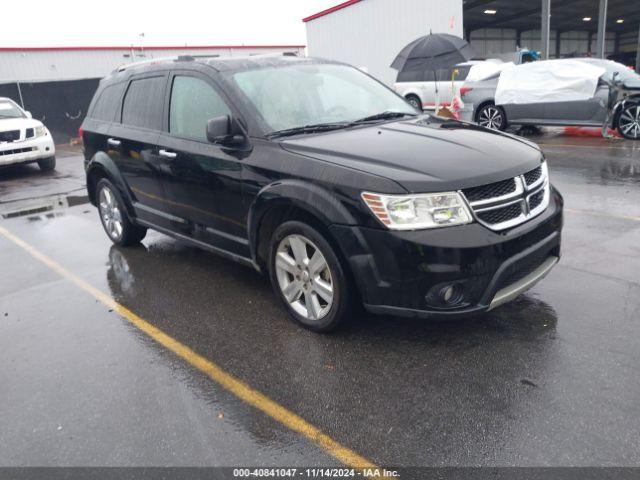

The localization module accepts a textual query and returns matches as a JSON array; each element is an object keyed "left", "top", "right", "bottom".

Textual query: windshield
[
  {"left": 0, "top": 99, "right": 25, "bottom": 119},
  {"left": 231, "top": 63, "right": 417, "bottom": 134}
]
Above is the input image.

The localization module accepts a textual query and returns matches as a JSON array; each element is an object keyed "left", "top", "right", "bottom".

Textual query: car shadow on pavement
[{"left": 105, "top": 239, "right": 558, "bottom": 348}]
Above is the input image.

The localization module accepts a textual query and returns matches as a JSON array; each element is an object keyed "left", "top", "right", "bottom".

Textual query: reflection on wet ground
[{"left": 1, "top": 137, "right": 640, "bottom": 467}]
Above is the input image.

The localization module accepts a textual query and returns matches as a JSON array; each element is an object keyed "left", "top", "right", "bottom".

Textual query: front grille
[
  {"left": 463, "top": 163, "right": 549, "bottom": 231},
  {"left": 25, "top": 128, "right": 34, "bottom": 139},
  {"left": 0, "top": 130, "right": 20, "bottom": 143},
  {"left": 497, "top": 249, "right": 553, "bottom": 291},
  {"left": 0, "top": 147, "right": 35, "bottom": 156},
  {"left": 462, "top": 178, "right": 516, "bottom": 202},
  {"left": 529, "top": 189, "right": 545, "bottom": 210},
  {"left": 477, "top": 202, "right": 522, "bottom": 224}
]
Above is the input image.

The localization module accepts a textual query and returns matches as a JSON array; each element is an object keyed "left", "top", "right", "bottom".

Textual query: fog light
[
  {"left": 439, "top": 283, "right": 464, "bottom": 306},
  {"left": 425, "top": 281, "right": 469, "bottom": 309}
]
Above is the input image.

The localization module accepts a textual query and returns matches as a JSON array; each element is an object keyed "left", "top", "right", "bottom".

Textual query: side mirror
[
  {"left": 25, "top": 111, "right": 32, "bottom": 119},
  {"left": 206, "top": 115, "right": 246, "bottom": 147}
]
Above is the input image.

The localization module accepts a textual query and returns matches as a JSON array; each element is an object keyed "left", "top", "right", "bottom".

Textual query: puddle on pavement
[{"left": 0, "top": 193, "right": 89, "bottom": 219}]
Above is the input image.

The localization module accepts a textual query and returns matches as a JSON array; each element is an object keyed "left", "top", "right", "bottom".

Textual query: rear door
[
  {"left": 107, "top": 73, "right": 174, "bottom": 228},
  {"left": 155, "top": 70, "right": 249, "bottom": 257}
]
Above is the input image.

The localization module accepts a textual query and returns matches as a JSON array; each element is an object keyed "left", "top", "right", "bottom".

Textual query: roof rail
[{"left": 114, "top": 56, "right": 176, "bottom": 73}]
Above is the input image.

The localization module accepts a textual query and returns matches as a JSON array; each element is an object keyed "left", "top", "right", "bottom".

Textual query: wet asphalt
[{"left": 0, "top": 134, "right": 639, "bottom": 468}]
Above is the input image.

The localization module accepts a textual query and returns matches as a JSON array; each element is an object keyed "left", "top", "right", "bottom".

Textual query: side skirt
[{"left": 136, "top": 218, "right": 262, "bottom": 273}]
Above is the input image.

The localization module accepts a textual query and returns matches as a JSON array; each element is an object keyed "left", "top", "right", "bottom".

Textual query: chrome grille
[
  {"left": 524, "top": 166, "right": 542, "bottom": 186},
  {"left": 462, "top": 162, "right": 550, "bottom": 231},
  {"left": 462, "top": 178, "right": 516, "bottom": 202}
]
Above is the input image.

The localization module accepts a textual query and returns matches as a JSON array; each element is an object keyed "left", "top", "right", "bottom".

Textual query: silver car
[{"left": 459, "top": 58, "right": 640, "bottom": 140}]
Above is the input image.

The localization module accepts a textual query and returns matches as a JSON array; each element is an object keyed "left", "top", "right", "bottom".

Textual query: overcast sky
[{"left": 0, "top": 0, "right": 339, "bottom": 47}]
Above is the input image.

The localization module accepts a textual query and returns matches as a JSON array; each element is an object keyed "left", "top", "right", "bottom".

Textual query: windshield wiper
[
  {"left": 266, "top": 122, "right": 352, "bottom": 139},
  {"left": 351, "top": 111, "right": 418, "bottom": 124}
]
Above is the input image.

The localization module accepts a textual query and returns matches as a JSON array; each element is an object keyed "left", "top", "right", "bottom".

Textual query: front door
[
  {"left": 155, "top": 72, "right": 249, "bottom": 258},
  {"left": 542, "top": 83, "right": 610, "bottom": 125}
]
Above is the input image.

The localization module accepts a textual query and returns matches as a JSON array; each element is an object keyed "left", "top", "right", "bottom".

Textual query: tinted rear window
[
  {"left": 90, "top": 84, "right": 123, "bottom": 122},
  {"left": 121, "top": 76, "right": 165, "bottom": 129}
]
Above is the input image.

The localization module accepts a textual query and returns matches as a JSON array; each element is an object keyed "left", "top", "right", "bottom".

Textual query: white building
[
  {"left": 0, "top": 45, "right": 306, "bottom": 83},
  {"left": 304, "top": 0, "right": 463, "bottom": 85}
]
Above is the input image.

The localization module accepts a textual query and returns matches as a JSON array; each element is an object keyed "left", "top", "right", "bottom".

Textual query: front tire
[
  {"left": 269, "top": 221, "right": 351, "bottom": 333},
  {"left": 37, "top": 156, "right": 56, "bottom": 171},
  {"left": 617, "top": 103, "right": 640, "bottom": 140},
  {"left": 405, "top": 94, "right": 423, "bottom": 112},
  {"left": 96, "top": 178, "right": 147, "bottom": 246},
  {"left": 476, "top": 104, "right": 507, "bottom": 131}
]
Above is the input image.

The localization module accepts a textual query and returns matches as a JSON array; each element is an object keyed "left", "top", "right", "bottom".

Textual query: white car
[
  {"left": 0, "top": 97, "right": 56, "bottom": 171},
  {"left": 393, "top": 61, "right": 485, "bottom": 111},
  {"left": 393, "top": 60, "right": 509, "bottom": 111}
]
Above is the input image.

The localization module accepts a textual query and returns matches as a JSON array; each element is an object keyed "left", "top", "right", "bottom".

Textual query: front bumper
[
  {"left": 330, "top": 186, "right": 563, "bottom": 319},
  {"left": 0, "top": 135, "right": 55, "bottom": 167}
]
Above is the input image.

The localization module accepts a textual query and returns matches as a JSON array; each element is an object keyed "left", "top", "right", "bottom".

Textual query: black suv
[{"left": 82, "top": 55, "right": 563, "bottom": 332}]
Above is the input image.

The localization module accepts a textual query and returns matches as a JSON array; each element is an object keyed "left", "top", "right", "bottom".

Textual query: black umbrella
[{"left": 390, "top": 32, "right": 476, "bottom": 73}]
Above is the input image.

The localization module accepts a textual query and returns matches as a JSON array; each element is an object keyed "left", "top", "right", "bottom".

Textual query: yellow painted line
[
  {"left": 565, "top": 208, "right": 640, "bottom": 222},
  {"left": 0, "top": 224, "right": 378, "bottom": 471}
]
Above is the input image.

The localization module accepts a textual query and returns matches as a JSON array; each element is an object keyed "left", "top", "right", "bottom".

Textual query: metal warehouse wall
[
  {"left": 0, "top": 46, "right": 306, "bottom": 83},
  {"left": 470, "top": 29, "right": 616, "bottom": 58},
  {"left": 305, "top": 0, "right": 464, "bottom": 85}
]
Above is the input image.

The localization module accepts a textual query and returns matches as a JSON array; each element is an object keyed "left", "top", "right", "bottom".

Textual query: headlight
[
  {"left": 35, "top": 126, "right": 47, "bottom": 137},
  {"left": 362, "top": 191, "right": 473, "bottom": 230}
]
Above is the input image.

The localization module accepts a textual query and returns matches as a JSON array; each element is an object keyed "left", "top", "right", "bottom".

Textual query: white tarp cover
[
  {"left": 466, "top": 60, "right": 514, "bottom": 82},
  {"left": 495, "top": 59, "right": 607, "bottom": 105}
]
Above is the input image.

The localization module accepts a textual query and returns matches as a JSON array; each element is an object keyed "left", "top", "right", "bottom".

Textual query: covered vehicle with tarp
[
  {"left": 459, "top": 58, "right": 640, "bottom": 140},
  {"left": 495, "top": 59, "right": 606, "bottom": 105}
]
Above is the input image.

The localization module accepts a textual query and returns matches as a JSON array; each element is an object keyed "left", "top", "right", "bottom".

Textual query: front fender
[
  {"left": 86, "top": 152, "right": 134, "bottom": 216},
  {"left": 247, "top": 179, "right": 357, "bottom": 261}
]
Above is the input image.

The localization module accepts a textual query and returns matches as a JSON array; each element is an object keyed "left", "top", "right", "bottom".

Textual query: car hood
[
  {"left": 279, "top": 117, "right": 543, "bottom": 193},
  {"left": 0, "top": 117, "right": 43, "bottom": 131}
]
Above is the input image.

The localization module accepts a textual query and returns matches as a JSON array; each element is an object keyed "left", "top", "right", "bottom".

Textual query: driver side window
[{"left": 169, "top": 76, "right": 231, "bottom": 140}]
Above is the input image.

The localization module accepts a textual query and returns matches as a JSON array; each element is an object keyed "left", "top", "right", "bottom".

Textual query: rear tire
[
  {"left": 269, "top": 221, "right": 351, "bottom": 333},
  {"left": 476, "top": 104, "right": 507, "bottom": 131},
  {"left": 405, "top": 94, "right": 423, "bottom": 112},
  {"left": 37, "top": 156, "right": 56, "bottom": 171},
  {"left": 96, "top": 178, "right": 147, "bottom": 246},
  {"left": 617, "top": 103, "right": 640, "bottom": 140}
]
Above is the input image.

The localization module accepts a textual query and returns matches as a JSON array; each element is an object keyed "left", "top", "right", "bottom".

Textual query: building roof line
[
  {"left": 0, "top": 45, "right": 306, "bottom": 52},
  {"left": 302, "top": 0, "right": 363, "bottom": 23}
]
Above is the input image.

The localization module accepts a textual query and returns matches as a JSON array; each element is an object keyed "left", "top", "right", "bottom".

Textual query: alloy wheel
[
  {"left": 99, "top": 185, "right": 124, "bottom": 241},
  {"left": 478, "top": 106, "right": 503, "bottom": 130},
  {"left": 619, "top": 105, "right": 640, "bottom": 139},
  {"left": 274, "top": 234, "right": 334, "bottom": 321}
]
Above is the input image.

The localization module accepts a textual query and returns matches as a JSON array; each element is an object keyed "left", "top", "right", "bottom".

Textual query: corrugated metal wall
[
  {"left": 0, "top": 46, "right": 305, "bottom": 83},
  {"left": 305, "top": 0, "right": 463, "bottom": 85},
  {"left": 470, "top": 29, "right": 616, "bottom": 58}
]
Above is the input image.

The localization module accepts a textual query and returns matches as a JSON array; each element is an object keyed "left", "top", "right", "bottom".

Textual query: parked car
[
  {"left": 394, "top": 61, "right": 484, "bottom": 111},
  {"left": 0, "top": 97, "right": 56, "bottom": 170},
  {"left": 81, "top": 55, "right": 563, "bottom": 332},
  {"left": 460, "top": 58, "right": 640, "bottom": 140}
]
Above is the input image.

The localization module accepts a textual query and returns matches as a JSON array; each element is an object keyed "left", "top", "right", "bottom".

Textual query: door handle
[
  {"left": 107, "top": 138, "right": 121, "bottom": 147},
  {"left": 159, "top": 149, "right": 177, "bottom": 159}
]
